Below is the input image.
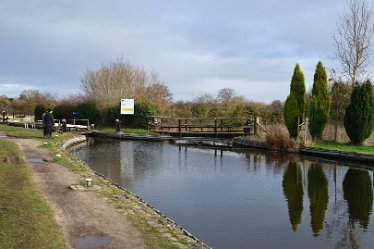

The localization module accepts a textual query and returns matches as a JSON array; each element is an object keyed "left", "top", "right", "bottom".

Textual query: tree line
[{"left": 284, "top": 62, "right": 374, "bottom": 145}]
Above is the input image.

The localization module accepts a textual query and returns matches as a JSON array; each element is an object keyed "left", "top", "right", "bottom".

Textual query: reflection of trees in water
[
  {"left": 89, "top": 139, "right": 121, "bottom": 182},
  {"left": 282, "top": 162, "right": 304, "bottom": 232},
  {"left": 308, "top": 163, "right": 329, "bottom": 237},
  {"left": 323, "top": 167, "right": 373, "bottom": 249},
  {"left": 343, "top": 169, "right": 373, "bottom": 229},
  {"left": 263, "top": 152, "right": 300, "bottom": 175}
]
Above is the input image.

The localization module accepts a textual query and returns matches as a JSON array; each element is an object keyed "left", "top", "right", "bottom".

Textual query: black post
[
  {"left": 115, "top": 119, "right": 121, "bottom": 133},
  {"left": 2, "top": 111, "right": 5, "bottom": 123}
]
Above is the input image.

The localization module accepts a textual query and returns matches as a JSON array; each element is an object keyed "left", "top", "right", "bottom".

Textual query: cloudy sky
[{"left": 0, "top": 0, "right": 349, "bottom": 103}]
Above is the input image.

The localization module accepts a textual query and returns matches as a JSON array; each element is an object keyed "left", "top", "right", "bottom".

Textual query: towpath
[{"left": 14, "top": 138, "right": 146, "bottom": 249}]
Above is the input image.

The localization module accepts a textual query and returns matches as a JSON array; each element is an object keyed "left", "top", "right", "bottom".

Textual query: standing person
[
  {"left": 42, "top": 110, "right": 47, "bottom": 138},
  {"left": 44, "top": 109, "right": 54, "bottom": 138}
]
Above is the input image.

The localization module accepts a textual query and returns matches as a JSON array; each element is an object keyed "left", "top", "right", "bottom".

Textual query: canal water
[{"left": 69, "top": 138, "right": 374, "bottom": 249}]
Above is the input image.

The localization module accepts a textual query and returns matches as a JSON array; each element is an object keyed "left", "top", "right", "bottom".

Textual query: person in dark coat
[
  {"left": 42, "top": 110, "right": 48, "bottom": 137},
  {"left": 43, "top": 109, "right": 54, "bottom": 138}
]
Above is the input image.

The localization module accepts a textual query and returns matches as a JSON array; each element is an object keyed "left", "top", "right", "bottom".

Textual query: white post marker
[{"left": 120, "top": 99, "right": 134, "bottom": 115}]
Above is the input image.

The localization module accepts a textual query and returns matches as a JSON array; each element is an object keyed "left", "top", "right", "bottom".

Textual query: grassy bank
[
  {"left": 312, "top": 141, "right": 374, "bottom": 156},
  {"left": 0, "top": 139, "right": 67, "bottom": 249}
]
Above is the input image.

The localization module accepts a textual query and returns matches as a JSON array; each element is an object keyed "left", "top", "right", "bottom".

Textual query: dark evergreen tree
[
  {"left": 34, "top": 104, "right": 47, "bottom": 122},
  {"left": 309, "top": 62, "right": 331, "bottom": 141},
  {"left": 284, "top": 64, "right": 306, "bottom": 138},
  {"left": 344, "top": 80, "right": 374, "bottom": 145}
]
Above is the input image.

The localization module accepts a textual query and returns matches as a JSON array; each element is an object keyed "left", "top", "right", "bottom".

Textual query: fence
[{"left": 147, "top": 116, "right": 258, "bottom": 138}]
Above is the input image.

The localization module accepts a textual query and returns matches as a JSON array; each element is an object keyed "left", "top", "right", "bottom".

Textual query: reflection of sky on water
[{"left": 69, "top": 138, "right": 374, "bottom": 249}]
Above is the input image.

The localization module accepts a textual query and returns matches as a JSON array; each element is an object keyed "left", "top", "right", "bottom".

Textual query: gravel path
[{"left": 15, "top": 138, "right": 146, "bottom": 249}]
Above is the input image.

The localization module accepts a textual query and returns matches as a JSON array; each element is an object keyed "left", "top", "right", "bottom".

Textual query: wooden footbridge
[{"left": 147, "top": 116, "right": 258, "bottom": 138}]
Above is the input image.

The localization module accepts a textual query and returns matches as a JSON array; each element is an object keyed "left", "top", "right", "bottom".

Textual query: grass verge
[
  {"left": 0, "top": 140, "right": 67, "bottom": 249},
  {"left": 312, "top": 141, "right": 374, "bottom": 156}
]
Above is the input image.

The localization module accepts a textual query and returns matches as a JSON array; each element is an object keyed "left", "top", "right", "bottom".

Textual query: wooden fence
[{"left": 147, "top": 116, "right": 257, "bottom": 138}]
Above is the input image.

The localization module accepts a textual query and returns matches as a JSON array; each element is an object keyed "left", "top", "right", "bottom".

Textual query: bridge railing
[{"left": 147, "top": 116, "right": 257, "bottom": 138}]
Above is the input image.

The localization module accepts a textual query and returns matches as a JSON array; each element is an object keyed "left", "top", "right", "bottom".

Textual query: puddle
[
  {"left": 72, "top": 235, "right": 112, "bottom": 249},
  {"left": 29, "top": 158, "right": 48, "bottom": 163},
  {"left": 0, "top": 134, "right": 14, "bottom": 139}
]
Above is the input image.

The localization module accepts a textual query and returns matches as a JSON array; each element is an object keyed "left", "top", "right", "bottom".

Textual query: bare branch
[{"left": 333, "top": 0, "right": 374, "bottom": 85}]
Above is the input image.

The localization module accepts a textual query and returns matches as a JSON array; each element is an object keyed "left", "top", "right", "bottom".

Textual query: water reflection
[
  {"left": 282, "top": 162, "right": 304, "bottom": 231},
  {"left": 308, "top": 163, "right": 328, "bottom": 237},
  {"left": 70, "top": 139, "right": 374, "bottom": 249},
  {"left": 343, "top": 169, "right": 373, "bottom": 229}
]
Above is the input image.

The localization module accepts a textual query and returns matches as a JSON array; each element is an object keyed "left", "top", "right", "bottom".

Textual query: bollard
[
  {"left": 61, "top": 119, "right": 67, "bottom": 133},
  {"left": 115, "top": 119, "right": 121, "bottom": 133},
  {"left": 86, "top": 178, "right": 92, "bottom": 188}
]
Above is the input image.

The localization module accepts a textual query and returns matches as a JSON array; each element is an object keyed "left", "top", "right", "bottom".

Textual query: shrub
[
  {"left": 344, "top": 80, "right": 374, "bottom": 145},
  {"left": 266, "top": 124, "right": 297, "bottom": 151},
  {"left": 34, "top": 104, "right": 46, "bottom": 121},
  {"left": 75, "top": 102, "right": 100, "bottom": 125},
  {"left": 107, "top": 102, "right": 160, "bottom": 129},
  {"left": 53, "top": 104, "right": 74, "bottom": 120}
]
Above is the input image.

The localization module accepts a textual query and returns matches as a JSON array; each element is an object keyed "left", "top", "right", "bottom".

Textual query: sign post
[
  {"left": 121, "top": 99, "right": 134, "bottom": 115},
  {"left": 119, "top": 99, "right": 134, "bottom": 132}
]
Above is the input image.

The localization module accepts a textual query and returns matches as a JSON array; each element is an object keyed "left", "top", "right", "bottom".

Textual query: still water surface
[{"left": 69, "top": 138, "right": 374, "bottom": 249}]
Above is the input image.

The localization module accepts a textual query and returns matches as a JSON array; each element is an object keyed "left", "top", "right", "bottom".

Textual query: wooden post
[
  {"left": 304, "top": 117, "right": 308, "bottom": 145},
  {"left": 178, "top": 119, "right": 181, "bottom": 138},
  {"left": 254, "top": 116, "right": 257, "bottom": 135},
  {"left": 214, "top": 118, "right": 218, "bottom": 138}
]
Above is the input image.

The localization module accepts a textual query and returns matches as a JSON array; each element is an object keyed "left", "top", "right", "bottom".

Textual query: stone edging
[
  {"left": 301, "top": 147, "right": 374, "bottom": 165},
  {"left": 92, "top": 170, "right": 211, "bottom": 249},
  {"left": 62, "top": 136, "right": 87, "bottom": 149}
]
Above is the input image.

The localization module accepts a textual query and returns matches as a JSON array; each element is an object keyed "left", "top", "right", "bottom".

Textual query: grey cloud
[{"left": 0, "top": 0, "right": 344, "bottom": 102}]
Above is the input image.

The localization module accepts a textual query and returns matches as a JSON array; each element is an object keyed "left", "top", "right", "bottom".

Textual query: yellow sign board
[{"left": 120, "top": 99, "right": 134, "bottom": 115}]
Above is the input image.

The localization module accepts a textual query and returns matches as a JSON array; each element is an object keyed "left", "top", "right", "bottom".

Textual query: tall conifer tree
[
  {"left": 344, "top": 80, "right": 374, "bottom": 144},
  {"left": 309, "top": 62, "right": 332, "bottom": 141},
  {"left": 284, "top": 64, "right": 306, "bottom": 138}
]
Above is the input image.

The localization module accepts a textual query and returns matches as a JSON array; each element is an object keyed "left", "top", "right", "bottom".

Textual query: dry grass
[
  {"left": 321, "top": 122, "right": 374, "bottom": 145},
  {"left": 265, "top": 124, "right": 298, "bottom": 151}
]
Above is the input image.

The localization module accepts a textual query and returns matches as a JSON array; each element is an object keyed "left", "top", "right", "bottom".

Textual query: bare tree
[
  {"left": 333, "top": 0, "right": 374, "bottom": 86},
  {"left": 81, "top": 57, "right": 173, "bottom": 116}
]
